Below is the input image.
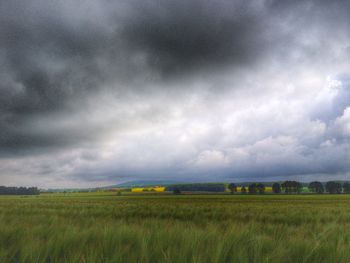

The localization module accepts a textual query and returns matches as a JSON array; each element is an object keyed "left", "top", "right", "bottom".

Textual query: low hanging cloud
[{"left": 1, "top": 0, "right": 350, "bottom": 187}]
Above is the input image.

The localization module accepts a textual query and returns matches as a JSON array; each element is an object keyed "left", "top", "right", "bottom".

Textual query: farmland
[{"left": 1, "top": 194, "right": 350, "bottom": 262}]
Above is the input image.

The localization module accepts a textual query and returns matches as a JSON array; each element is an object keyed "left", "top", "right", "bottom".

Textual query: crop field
[{"left": 1, "top": 194, "right": 350, "bottom": 263}]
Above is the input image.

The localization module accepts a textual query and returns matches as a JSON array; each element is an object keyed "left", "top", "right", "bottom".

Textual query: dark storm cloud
[
  {"left": 121, "top": 0, "right": 268, "bottom": 77},
  {"left": 0, "top": 0, "right": 271, "bottom": 153},
  {"left": 0, "top": 1, "right": 118, "bottom": 152}
]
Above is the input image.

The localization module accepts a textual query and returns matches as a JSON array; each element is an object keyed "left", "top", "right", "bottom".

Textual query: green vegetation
[
  {"left": 308, "top": 181, "right": 324, "bottom": 194},
  {"left": 166, "top": 183, "right": 226, "bottom": 192},
  {"left": 272, "top": 183, "right": 281, "bottom": 194},
  {"left": 248, "top": 183, "right": 265, "bottom": 194},
  {"left": 161, "top": 181, "right": 350, "bottom": 195},
  {"left": 228, "top": 183, "right": 237, "bottom": 194},
  {"left": 0, "top": 186, "right": 39, "bottom": 195},
  {"left": 1, "top": 194, "right": 350, "bottom": 262}
]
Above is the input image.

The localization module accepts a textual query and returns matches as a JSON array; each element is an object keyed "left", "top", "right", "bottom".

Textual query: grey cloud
[
  {"left": 0, "top": 0, "right": 271, "bottom": 153},
  {"left": 310, "top": 75, "right": 350, "bottom": 125},
  {"left": 1, "top": 0, "right": 350, "bottom": 186},
  {"left": 121, "top": 0, "right": 268, "bottom": 78}
]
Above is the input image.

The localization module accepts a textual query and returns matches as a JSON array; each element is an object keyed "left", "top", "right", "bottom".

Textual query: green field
[{"left": 1, "top": 193, "right": 350, "bottom": 263}]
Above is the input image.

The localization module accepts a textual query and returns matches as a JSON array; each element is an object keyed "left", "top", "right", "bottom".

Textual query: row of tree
[
  {"left": 228, "top": 181, "right": 350, "bottom": 194},
  {"left": 166, "top": 183, "right": 226, "bottom": 192},
  {"left": 0, "top": 186, "right": 40, "bottom": 195},
  {"left": 307, "top": 181, "right": 350, "bottom": 194}
]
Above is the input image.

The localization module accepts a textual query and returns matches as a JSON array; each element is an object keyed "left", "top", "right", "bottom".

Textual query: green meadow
[{"left": 1, "top": 193, "right": 350, "bottom": 263}]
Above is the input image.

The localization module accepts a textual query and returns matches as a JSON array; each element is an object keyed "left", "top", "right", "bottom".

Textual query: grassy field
[{"left": 1, "top": 194, "right": 350, "bottom": 262}]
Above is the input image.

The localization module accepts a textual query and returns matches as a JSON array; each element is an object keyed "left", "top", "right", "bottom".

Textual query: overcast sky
[{"left": 1, "top": 0, "right": 350, "bottom": 188}]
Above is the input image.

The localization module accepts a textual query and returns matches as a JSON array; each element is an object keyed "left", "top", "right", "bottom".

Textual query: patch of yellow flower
[{"left": 131, "top": 186, "right": 166, "bottom": 193}]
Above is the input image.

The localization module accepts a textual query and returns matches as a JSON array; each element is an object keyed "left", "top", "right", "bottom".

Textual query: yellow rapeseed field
[{"left": 131, "top": 186, "right": 166, "bottom": 193}]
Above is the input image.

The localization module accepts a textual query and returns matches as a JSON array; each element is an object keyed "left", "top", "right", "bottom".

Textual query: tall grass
[{"left": 1, "top": 194, "right": 350, "bottom": 262}]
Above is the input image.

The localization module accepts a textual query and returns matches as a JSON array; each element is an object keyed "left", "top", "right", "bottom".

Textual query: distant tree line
[
  {"left": 227, "top": 181, "right": 350, "bottom": 195},
  {"left": 247, "top": 183, "right": 265, "bottom": 194},
  {"left": 306, "top": 181, "right": 350, "bottom": 194},
  {"left": 166, "top": 183, "right": 226, "bottom": 192},
  {"left": 307, "top": 181, "right": 347, "bottom": 194},
  {"left": 0, "top": 186, "right": 40, "bottom": 195},
  {"left": 281, "top": 181, "right": 303, "bottom": 194},
  {"left": 166, "top": 181, "right": 350, "bottom": 195}
]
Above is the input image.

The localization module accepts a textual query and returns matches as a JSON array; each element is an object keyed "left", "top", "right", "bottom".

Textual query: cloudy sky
[{"left": 1, "top": 0, "right": 350, "bottom": 188}]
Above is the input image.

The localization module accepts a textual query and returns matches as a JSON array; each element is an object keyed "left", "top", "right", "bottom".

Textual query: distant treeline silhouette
[
  {"left": 228, "top": 181, "right": 350, "bottom": 194},
  {"left": 0, "top": 186, "right": 40, "bottom": 195},
  {"left": 166, "top": 183, "right": 226, "bottom": 192},
  {"left": 167, "top": 181, "right": 350, "bottom": 194}
]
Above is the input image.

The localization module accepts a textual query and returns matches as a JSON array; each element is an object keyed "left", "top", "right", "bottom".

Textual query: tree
[
  {"left": 228, "top": 183, "right": 237, "bottom": 194},
  {"left": 248, "top": 183, "right": 257, "bottom": 194},
  {"left": 281, "top": 181, "right": 289, "bottom": 193},
  {"left": 256, "top": 183, "right": 265, "bottom": 194},
  {"left": 272, "top": 183, "right": 281, "bottom": 194},
  {"left": 295, "top": 182, "right": 303, "bottom": 194},
  {"left": 343, "top": 182, "right": 350, "bottom": 194},
  {"left": 0, "top": 186, "right": 39, "bottom": 195},
  {"left": 308, "top": 181, "right": 324, "bottom": 194},
  {"left": 166, "top": 183, "right": 226, "bottom": 192},
  {"left": 173, "top": 188, "right": 181, "bottom": 195},
  {"left": 325, "top": 181, "right": 342, "bottom": 194},
  {"left": 241, "top": 186, "right": 247, "bottom": 194},
  {"left": 281, "top": 181, "right": 302, "bottom": 194}
]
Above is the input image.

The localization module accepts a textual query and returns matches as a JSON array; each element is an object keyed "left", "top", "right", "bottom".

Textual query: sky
[{"left": 1, "top": 0, "right": 350, "bottom": 188}]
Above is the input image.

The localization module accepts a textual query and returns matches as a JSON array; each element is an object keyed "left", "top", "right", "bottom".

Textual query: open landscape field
[{"left": 1, "top": 194, "right": 350, "bottom": 263}]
